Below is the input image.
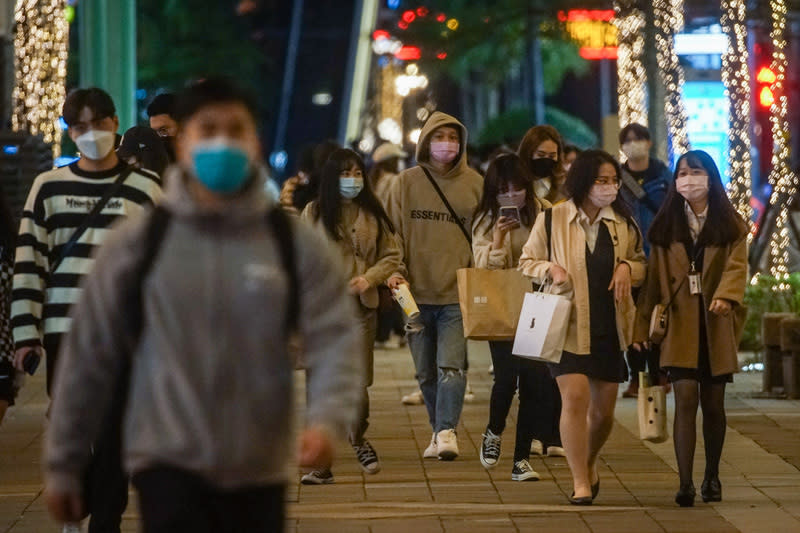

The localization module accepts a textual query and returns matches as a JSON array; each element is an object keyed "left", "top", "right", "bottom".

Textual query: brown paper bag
[{"left": 457, "top": 268, "right": 533, "bottom": 341}]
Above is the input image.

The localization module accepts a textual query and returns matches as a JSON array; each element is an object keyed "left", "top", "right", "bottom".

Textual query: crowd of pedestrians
[{"left": 0, "top": 75, "right": 748, "bottom": 532}]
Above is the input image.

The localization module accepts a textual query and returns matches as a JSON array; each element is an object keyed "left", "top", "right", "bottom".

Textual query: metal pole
[
  {"left": 599, "top": 58, "right": 611, "bottom": 122},
  {"left": 273, "top": 0, "right": 304, "bottom": 157},
  {"left": 79, "top": 0, "right": 136, "bottom": 130},
  {"left": 339, "top": 0, "right": 379, "bottom": 145}
]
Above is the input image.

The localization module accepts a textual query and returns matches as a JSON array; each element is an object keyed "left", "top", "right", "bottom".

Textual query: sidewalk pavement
[{"left": 0, "top": 340, "right": 798, "bottom": 532}]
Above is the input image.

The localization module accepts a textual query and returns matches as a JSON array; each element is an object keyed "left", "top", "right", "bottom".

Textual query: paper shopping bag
[
  {"left": 637, "top": 371, "right": 669, "bottom": 443},
  {"left": 457, "top": 268, "right": 532, "bottom": 341},
  {"left": 511, "top": 291, "right": 571, "bottom": 363}
]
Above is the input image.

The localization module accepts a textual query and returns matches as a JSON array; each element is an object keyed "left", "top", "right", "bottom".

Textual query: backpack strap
[
  {"left": 128, "top": 205, "right": 173, "bottom": 339},
  {"left": 544, "top": 207, "right": 552, "bottom": 261},
  {"left": 267, "top": 207, "right": 299, "bottom": 334}
]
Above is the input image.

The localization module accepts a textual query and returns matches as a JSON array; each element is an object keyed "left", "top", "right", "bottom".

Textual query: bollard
[
  {"left": 762, "top": 313, "right": 794, "bottom": 394},
  {"left": 779, "top": 317, "right": 800, "bottom": 399}
]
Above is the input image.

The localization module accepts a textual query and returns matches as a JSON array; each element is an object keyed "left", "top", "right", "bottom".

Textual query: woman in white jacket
[
  {"left": 519, "top": 150, "right": 646, "bottom": 505},
  {"left": 472, "top": 154, "right": 561, "bottom": 481}
]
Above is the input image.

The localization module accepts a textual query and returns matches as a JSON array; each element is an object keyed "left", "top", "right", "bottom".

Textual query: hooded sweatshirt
[
  {"left": 385, "top": 112, "right": 483, "bottom": 305},
  {"left": 45, "top": 166, "right": 362, "bottom": 494}
]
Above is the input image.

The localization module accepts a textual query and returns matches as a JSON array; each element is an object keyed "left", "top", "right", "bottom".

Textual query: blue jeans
[{"left": 406, "top": 304, "right": 467, "bottom": 432}]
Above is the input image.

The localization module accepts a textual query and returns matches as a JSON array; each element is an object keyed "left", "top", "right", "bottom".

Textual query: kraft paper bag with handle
[
  {"left": 637, "top": 371, "right": 669, "bottom": 443},
  {"left": 511, "top": 287, "right": 571, "bottom": 363},
  {"left": 457, "top": 268, "right": 533, "bottom": 341}
]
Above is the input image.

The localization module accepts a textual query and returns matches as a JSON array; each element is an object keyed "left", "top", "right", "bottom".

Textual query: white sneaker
[
  {"left": 530, "top": 439, "right": 544, "bottom": 455},
  {"left": 464, "top": 382, "right": 476, "bottom": 403},
  {"left": 423, "top": 432, "right": 438, "bottom": 458},
  {"left": 436, "top": 429, "right": 459, "bottom": 461},
  {"left": 546, "top": 445, "right": 566, "bottom": 457},
  {"left": 402, "top": 389, "right": 424, "bottom": 405}
]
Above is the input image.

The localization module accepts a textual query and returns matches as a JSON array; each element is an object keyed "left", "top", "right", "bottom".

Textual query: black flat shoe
[
  {"left": 569, "top": 492, "right": 593, "bottom": 506},
  {"left": 675, "top": 483, "right": 696, "bottom": 507},
  {"left": 591, "top": 479, "right": 600, "bottom": 500},
  {"left": 701, "top": 476, "right": 722, "bottom": 502}
]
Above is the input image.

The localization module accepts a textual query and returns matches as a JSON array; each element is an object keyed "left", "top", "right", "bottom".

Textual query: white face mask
[
  {"left": 75, "top": 130, "right": 116, "bottom": 161},
  {"left": 588, "top": 184, "right": 618, "bottom": 208},
  {"left": 496, "top": 190, "right": 526, "bottom": 208},
  {"left": 676, "top": 175, "right": 709, "bottom": 203},
  {"left": 622, "top": 140, "right": 649, "bottom": 161}
]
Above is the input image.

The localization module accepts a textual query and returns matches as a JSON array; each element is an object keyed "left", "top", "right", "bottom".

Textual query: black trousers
[
  {"left": 132, "top": 467, "right": 286, "bottom": 533},
  {"left": 375, "top": 287, "right": 405, "bottom": 342},
  {"left": 487, "top": 341, "right": 561, "bottom": 461},
  {"left": 45, "top": 333, "right": 129, "bottom": 533}
]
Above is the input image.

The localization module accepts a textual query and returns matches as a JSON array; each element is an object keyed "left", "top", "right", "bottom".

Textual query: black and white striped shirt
[{"left": 11, "top": 161, "right": 162, "bottom": 349}]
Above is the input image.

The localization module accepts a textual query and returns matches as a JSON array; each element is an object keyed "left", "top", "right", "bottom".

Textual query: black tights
[{"left": 672, "top": 379, "right": 727, "bottom": 486}]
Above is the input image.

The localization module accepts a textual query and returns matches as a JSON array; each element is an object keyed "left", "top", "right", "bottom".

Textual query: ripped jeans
[{"left": 406, "top": 304, "right": 467, "bottom": 432}]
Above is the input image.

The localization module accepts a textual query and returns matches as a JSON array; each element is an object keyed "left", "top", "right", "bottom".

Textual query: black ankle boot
[
  {"left": 675, "top": 482, "right": 696, "bottom": 507},
  {"left": 701, "top": 476, "right": 722, "bottom": 502}
]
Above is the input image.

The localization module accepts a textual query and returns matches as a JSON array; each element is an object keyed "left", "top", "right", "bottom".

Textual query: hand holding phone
[{"left": 498, "top": 206, "right": 521, "bottom": 225}]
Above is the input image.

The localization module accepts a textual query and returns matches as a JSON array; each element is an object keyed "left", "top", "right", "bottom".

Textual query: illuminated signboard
[{"left": 558, "top": 10, "right": 618, "bottom": 60}]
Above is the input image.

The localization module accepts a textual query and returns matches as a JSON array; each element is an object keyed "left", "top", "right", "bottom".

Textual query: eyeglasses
[{"left": 593, "top": 177, "right": 620, "bottom": 187}]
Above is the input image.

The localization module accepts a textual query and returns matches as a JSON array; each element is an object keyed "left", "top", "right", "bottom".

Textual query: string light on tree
[
  {"left": 765, "top": 0, "right": 797, "bottom": 283},
  {"left": 720, "top": 0, "right": 753, "bottom": 224},
  {"left": 613, "top": 1, "right": 647, "bottom": 129},
  {"left": 653, "top": 0, "right": 691, "bottom": 155},
  {"left": 12, "top": 0, "right": 69, "bottom": 158}
]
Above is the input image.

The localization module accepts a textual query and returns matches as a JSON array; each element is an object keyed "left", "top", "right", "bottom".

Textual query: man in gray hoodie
[{"left": 43, "top": 78, "right": 362, "bottom": 533}]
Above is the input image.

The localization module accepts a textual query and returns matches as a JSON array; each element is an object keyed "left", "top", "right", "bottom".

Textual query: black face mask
[
  {"left": 162, "top": 136, "right": 176, "bottom": 162},
  {"left": 530, "top": 157, "right": 557, "bottom": 179}
]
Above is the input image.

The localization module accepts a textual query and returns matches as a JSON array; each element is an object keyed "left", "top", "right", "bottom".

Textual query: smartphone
[
  {"left": 22, "top": 352, "right": 40, "bottom": 376},
  {"left": 499, "top": 206, "right": 521, "bottom": 224}
]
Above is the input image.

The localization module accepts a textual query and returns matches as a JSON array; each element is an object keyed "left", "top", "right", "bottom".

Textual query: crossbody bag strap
[
  {"left": 421, "top": 167, "right": 471, "bottom": 246},
  {"left": 621, "top": 169, "right": 661, "bottom": 215},
  {"left": 50, "top": 165, "right": 134, "bottom": 277}
]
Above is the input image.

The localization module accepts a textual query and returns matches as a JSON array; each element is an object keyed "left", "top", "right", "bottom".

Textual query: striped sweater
[{"left": 11, "top": 161, "right": 162, "bottom": 349}]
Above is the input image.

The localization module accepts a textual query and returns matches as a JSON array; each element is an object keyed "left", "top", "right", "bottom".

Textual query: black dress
[
  {"left": 549, "top": 224, "right": 628, "bottom": 383},
  {"left": 664, "top": 242, "right": 733, "bottom": 384}
]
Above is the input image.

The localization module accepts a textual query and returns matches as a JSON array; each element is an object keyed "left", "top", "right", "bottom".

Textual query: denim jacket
[{"left": 619, "top": 158, "right": 671, "bottom": 256}]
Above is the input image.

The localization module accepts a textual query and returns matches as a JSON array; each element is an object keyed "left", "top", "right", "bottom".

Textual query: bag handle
[{"left": 421, "top": 166, "right": 471, "bottom": 245}]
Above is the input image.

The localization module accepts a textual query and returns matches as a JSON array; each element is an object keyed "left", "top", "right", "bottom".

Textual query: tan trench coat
[
  {"left": 634, "top": 236, "right": 748, "bottom": 376},
  {"left": 518, "top": 200, "right": 647, "bottom": 354}
]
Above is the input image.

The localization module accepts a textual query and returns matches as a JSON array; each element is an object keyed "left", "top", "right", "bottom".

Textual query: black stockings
[{"left": 672, "top": 379, "right": 727, "bottom": 486}]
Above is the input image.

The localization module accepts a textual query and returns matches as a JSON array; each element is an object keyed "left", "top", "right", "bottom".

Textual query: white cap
[{"left": 373, "top": 142, "right": 408, "bottom": 163}]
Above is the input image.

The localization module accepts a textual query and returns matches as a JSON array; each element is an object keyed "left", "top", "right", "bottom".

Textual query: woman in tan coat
[
  {"left": 519, "top": 150, "right": 646, "bottom": 504},
  {"left": 634, "top": 150, "right": 747, "bottom": 507},
  {"left": 301, "top": 149, "right": 402, "bottom": 484}
]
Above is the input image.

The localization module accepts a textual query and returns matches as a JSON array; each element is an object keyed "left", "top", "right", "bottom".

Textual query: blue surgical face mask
[
  {"left": 339, "top": 176, "right": 364, "bottom": 199},
  {"left": 191, "top": 139, "right": 251, "bottom": 194}
]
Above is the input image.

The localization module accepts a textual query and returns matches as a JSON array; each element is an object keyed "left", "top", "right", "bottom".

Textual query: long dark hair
[
  {"left": 312, "top": 149, "right": 395, "bottom": 241},
  {"left": 565, "top": 149, "right": 639, "bottom": 237},
  {"left": 648, "top": 150, "right": 747, "bottom": 247},
  {"left": 473, "top": 153, "right": 538, "bottom": 232},
  {"left": 517, "top": 125, "right": 566, "bottom": 182}
]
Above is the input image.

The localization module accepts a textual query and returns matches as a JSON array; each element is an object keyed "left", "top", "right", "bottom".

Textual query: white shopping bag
[
  {"left": 637, "top": 371, "right": 669, "bottom": 443},
  {"left": 512, "top": 290, "right": 571, "bottom": 363}
]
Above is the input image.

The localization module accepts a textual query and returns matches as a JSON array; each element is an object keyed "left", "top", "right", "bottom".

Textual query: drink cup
[{"left": 392, "top": 284, "right": 420, "bottom": 319}]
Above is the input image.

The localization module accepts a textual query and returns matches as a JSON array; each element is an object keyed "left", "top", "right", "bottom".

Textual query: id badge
[{"left": 688, "top": 273, "right": 702, "bottom": 295}]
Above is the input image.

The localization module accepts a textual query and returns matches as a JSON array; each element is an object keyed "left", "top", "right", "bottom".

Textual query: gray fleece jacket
[{"left": 44, "top": 166, "right": 362, "bottom": 493}]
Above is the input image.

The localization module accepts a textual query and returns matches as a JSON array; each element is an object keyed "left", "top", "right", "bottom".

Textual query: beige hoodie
[{"left": 385, "top": 112, "right": 483, "bottom": 305}]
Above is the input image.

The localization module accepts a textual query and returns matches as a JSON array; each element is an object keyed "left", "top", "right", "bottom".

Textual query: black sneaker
[
  {"left": 479, "top": 429, "right": 501, "bottom": 469},
  {"left": 511, "top": 459, "right": 541, "bottom": 481},
  {"left": 301, "top": 469, "right": 334, "bottom": 485},
  {"left": 352, "top": 439, "right": 381, "bottom": 474}
]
